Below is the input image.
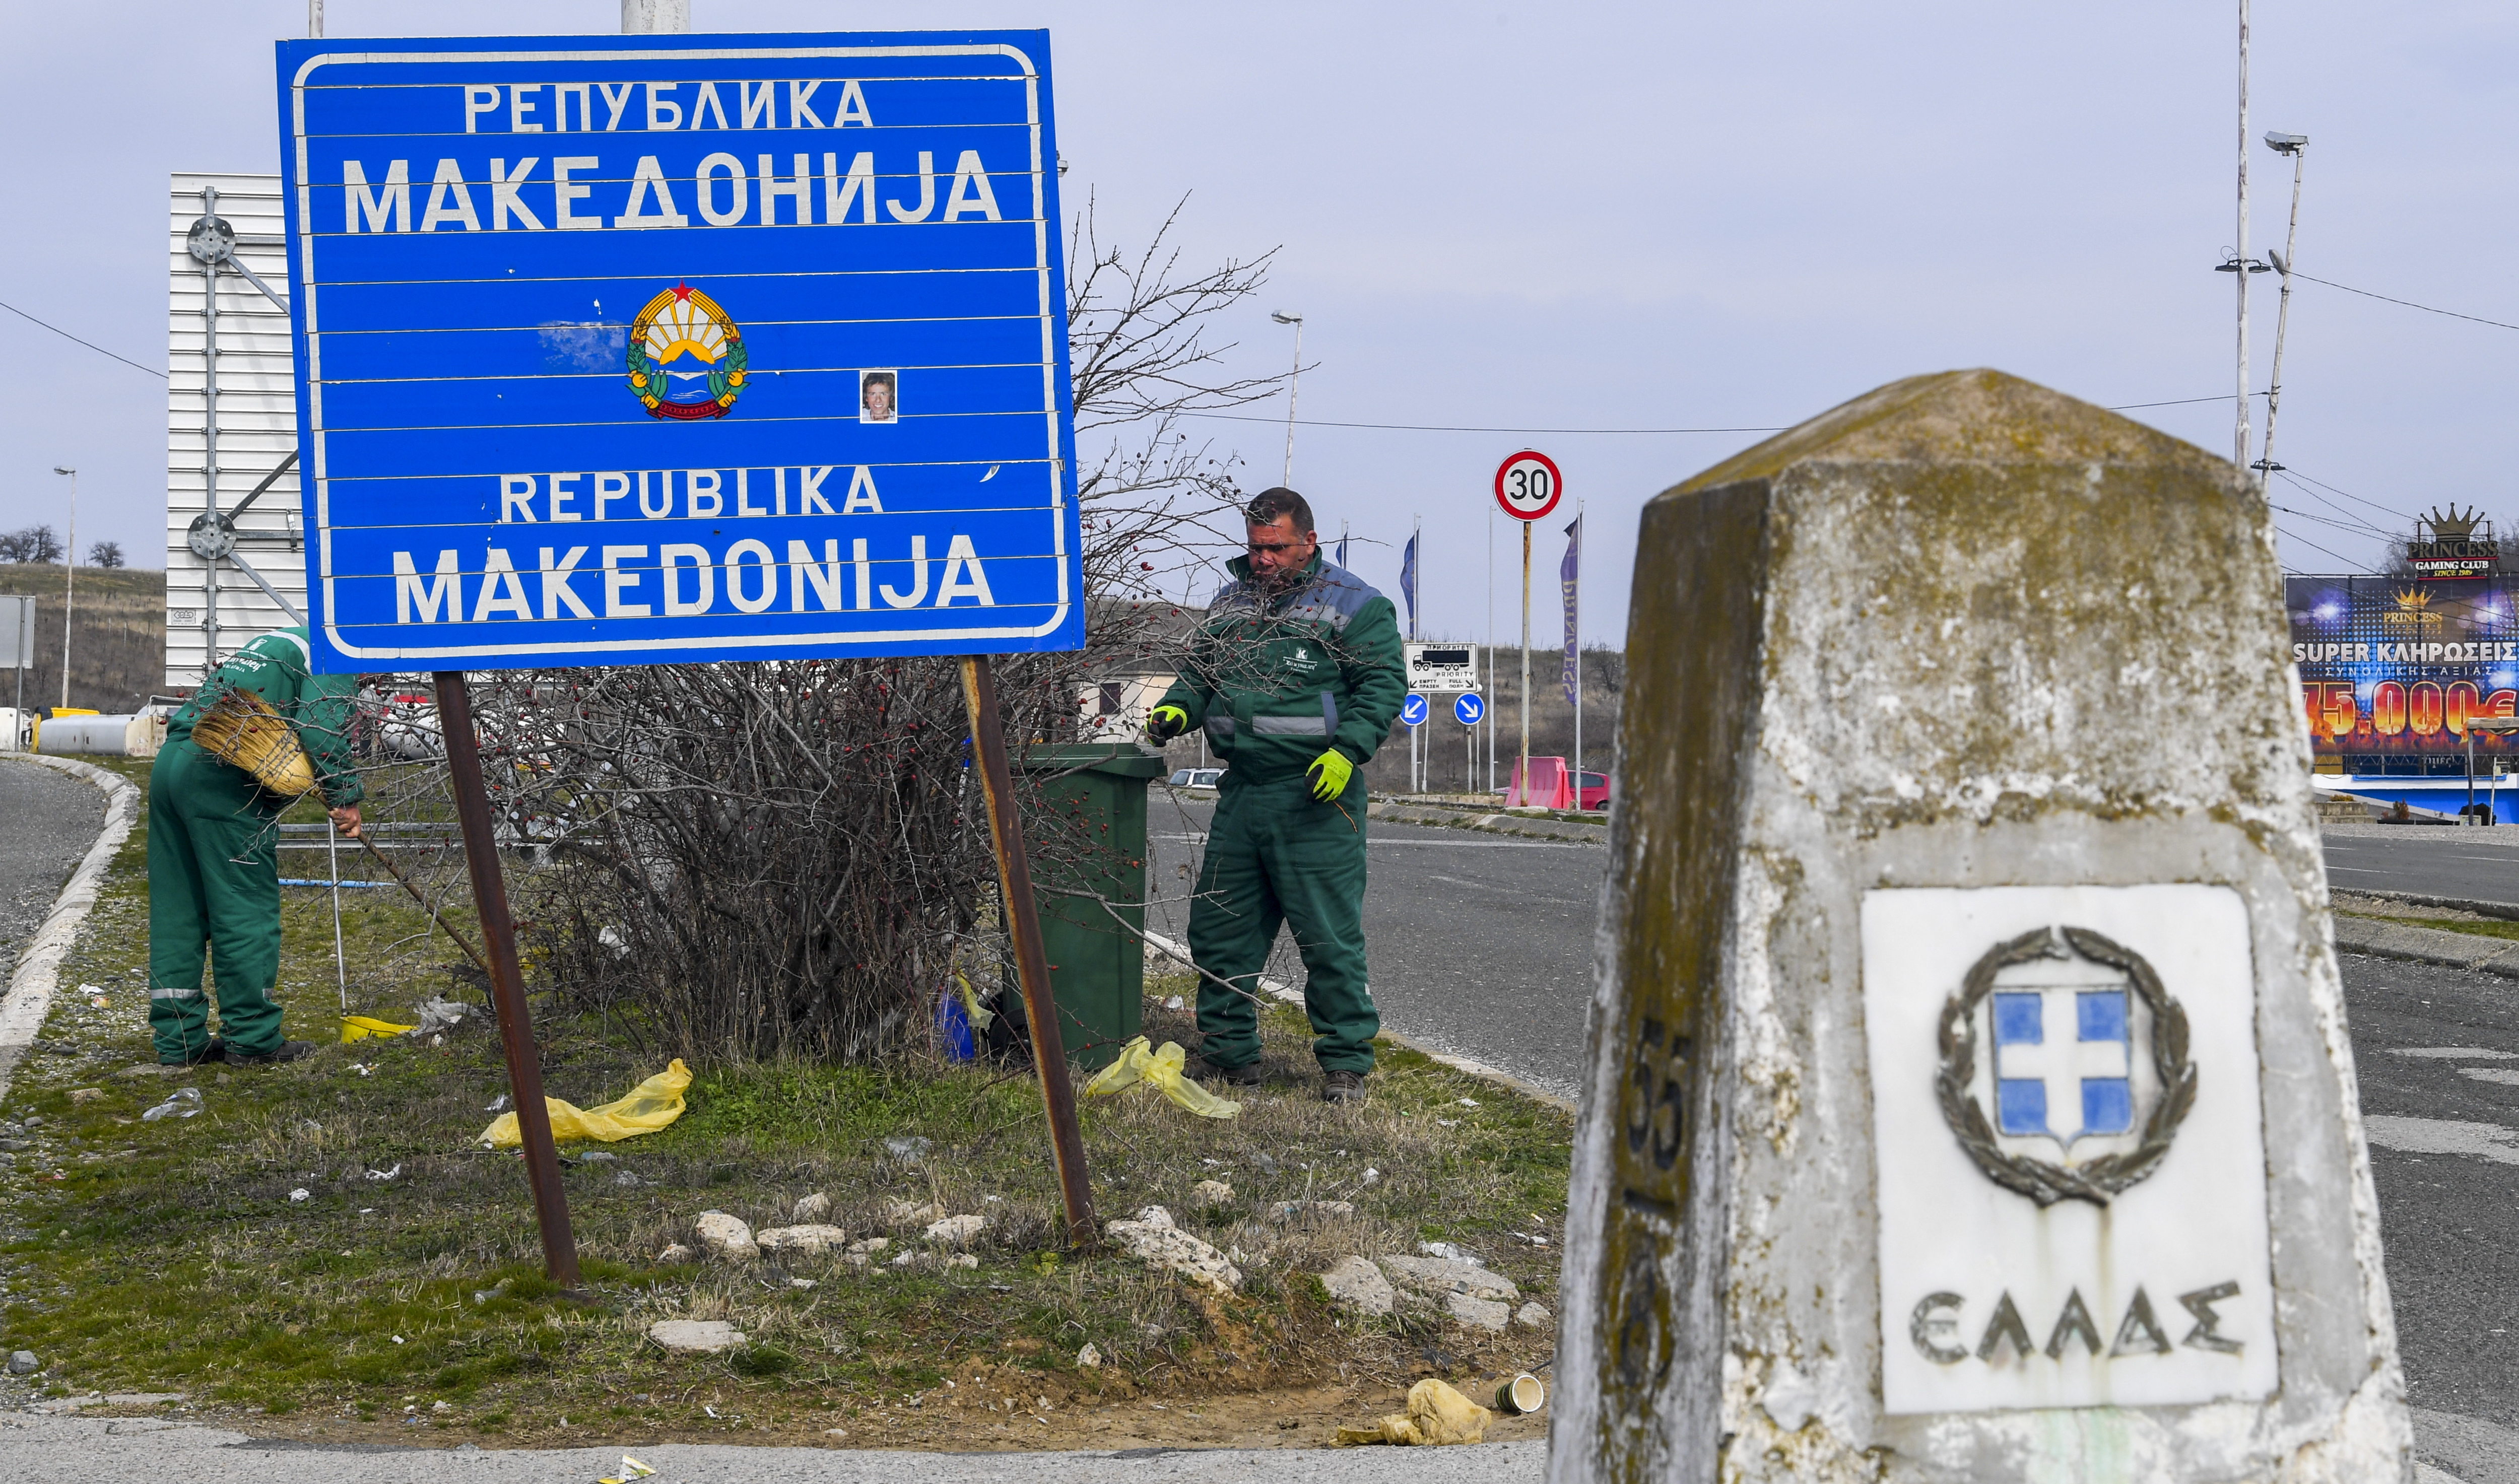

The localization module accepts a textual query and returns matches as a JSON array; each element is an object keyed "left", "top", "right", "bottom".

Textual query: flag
[
  {"left": 1560, "top": 514, "right": 1582, "bottom": 707},
  {"left": 1335, "top": 530, "right": 1349, "bottom": 569},
  {"left": 1400, "top": 531, "right": 1419, "bottom": 640}
]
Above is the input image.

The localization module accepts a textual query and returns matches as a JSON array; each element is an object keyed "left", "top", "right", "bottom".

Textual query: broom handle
[{"left": 350, "top": 828, "right": 494, "bottom": 982}]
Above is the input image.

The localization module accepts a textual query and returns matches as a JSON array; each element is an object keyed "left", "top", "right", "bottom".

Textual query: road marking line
[
  {"left": 2363, "top": 1114, "right": 2519, "bottom": 1163},
  {"left": 2390, "top": 1047, "right": 2519, "bottom": 1059}
]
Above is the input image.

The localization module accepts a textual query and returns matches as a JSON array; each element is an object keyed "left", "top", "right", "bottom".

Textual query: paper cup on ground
[{"left": 1494, "top": 1373, "right": 1545, "bottom": 1414}]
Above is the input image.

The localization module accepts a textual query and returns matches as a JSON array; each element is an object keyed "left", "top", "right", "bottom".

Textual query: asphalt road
[
  {"left": 2323, "top": 825, "right": 2519, "bottom": 906},
  {"left": 1145, "top": 792, "right": 1600, "bottom": 1102},
  {"left": 2343, "top": 949, "right": 2519, "bottom": 1478},
  {"left": 0, "top": 759, "right": 108, "bottom": 986}
]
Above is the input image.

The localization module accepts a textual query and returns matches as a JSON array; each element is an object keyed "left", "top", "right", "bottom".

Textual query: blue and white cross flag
[
  {"left": 272, "top": 31, "right": 1081, "bottom": 672},
  {"left": 1991, "top": 985, "right": 2134, "bottom": 1146}
]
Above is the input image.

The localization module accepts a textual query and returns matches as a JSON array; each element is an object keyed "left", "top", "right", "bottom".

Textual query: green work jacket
[
  {"left": 1157, "top": 552, "right": 1406, "bottom": 786},
  {"left": 168, "top": 626, "right": 366, "bottom": 809}
]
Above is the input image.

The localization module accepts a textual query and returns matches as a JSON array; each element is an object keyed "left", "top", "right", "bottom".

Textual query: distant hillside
[{"left": 0, "top": 566, "right": 166, "bottom": 714}]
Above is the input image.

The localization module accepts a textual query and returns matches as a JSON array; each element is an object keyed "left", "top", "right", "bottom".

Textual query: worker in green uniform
[
  {"left": 1148, "top": 489, "right": 1406, "bottom": 1103},
  {"left": 148, "top": 626, "right": 364, "bottom": 1066}
]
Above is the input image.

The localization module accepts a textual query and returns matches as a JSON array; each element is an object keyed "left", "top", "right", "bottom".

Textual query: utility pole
[
  {"left": 2224, "top": 0, "right": 2269, "bottom": 478},
  {"left": 2258, "top": 132, "right": 2310, "bottom": 478},
  {"left": 52, "top": 467, "right": 75, "bottom": 708},
  {"left": 1271, "top": 311, "right": 1304, "bottom": 487},
  {"left": 621, "top": 0, "right": 688, "bottom": 30}
]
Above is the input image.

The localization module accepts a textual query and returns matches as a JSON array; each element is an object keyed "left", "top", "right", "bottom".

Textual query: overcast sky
[{"left": 4, "top": 2, "right": 2514, "bottom": 646}]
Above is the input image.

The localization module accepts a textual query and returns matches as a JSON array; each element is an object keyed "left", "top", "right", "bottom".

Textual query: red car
[{"left": 1578, "top": 771, "right": 1612, "bottom": 811}]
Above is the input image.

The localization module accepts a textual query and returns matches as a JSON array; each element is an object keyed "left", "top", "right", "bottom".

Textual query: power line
[
  {"left": 2279, "top": 467, "right": 2418, "bottom": 527},
  {"left": 1, "top": 297, "right": 165, "bottom": 379},
  {"left": 1177, "top": 392, "right": 2255, "bottom": 437},
  {"left": 2292, "top": 272, "right": 2519, "bottom": 333},
  {"left": 2271, "top": 521, "right": 2380, "bottom": 575}
]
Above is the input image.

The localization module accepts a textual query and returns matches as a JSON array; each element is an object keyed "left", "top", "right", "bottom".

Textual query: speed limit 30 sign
[{"left": 1494, "top": 450, "right": 1564, "bottom": 521}]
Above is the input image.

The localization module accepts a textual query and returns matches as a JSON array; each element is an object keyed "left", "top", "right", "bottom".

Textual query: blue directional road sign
[
  {"left": 1400, "top": 693, "right": 1429, "bottom": 727},
  {"left": 1454, "top": 692, "right": 1486, "bottom": 726},
  {"left": 273, "top": 31, "right": 1080, "bottom": 671}
]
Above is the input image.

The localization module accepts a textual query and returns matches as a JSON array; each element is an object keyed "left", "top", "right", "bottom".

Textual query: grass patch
[
  {"left": 2337, "top": 910, "right": 2519, "bottom": 942},
  {"left": 0, "top": 758, "right": 1571, "bottom": 1447}
]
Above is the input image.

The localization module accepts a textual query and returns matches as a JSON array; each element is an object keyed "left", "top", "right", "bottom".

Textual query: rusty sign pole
[
  {"left": 960, "top": 654, "right": 1098, "bottom": 1246},
  {"left": 435, "top": 671, "right": 581, "bottom": 1290}
]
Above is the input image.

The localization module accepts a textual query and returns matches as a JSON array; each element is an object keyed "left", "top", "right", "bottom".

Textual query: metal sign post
[
  {"left": 274, "top": 29, "right": 1091, "bottom": 1279},
  {"left": 960, "top": 656, "right": 1096, "bottom": 1244},
  {"left": 437, "top": 671, "right": 578, "bottom": 1289},
  {"left": 1493, "top": 451, "right": 1562, "bottom": 803}
]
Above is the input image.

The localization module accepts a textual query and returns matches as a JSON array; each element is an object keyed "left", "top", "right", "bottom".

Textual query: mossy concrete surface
[{"left": 1555, "top": 370, "right": 2404, "bottom": 1483}]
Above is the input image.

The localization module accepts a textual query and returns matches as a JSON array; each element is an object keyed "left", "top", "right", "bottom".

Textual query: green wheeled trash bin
[{"left": 1014, "top": 741, "right": 1168, "bottom": 1071}]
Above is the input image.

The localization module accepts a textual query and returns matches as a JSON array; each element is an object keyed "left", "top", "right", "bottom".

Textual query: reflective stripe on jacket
[{"left": 1157, "top": 552, "right": 1406, "bottom": 785}]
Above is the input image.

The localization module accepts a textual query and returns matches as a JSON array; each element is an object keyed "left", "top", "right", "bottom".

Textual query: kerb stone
[{"left": 1549, "top": 370, "right": 2405, "bottom": 1482}]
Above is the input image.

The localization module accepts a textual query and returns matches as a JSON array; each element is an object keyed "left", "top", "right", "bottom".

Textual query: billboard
[
  {"left": 273, "top": 31, "right": 1080, "bottom": 672},
  {"left": 2288, "top": 574, "right": 2519, "bottom": 763}
]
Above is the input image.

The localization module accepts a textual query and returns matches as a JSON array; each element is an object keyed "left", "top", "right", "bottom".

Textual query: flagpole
[{"left": 1573, "top": 501, "right": 1583, "bottom": 808}]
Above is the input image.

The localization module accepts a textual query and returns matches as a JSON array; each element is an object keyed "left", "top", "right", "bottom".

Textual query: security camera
[{"left": 2264, "top": 131, "right": 2309, "bottom": 153}]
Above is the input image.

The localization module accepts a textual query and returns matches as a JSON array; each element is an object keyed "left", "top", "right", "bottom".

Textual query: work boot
[
  {"left": 1189, "top": 1055, "right": 1263, "bottom": 1088},
  {"left": 1320, "top": 1069, "right": 1366, "bottom": 1104},
  {"left": 158, "top": 1037, "right": 227, "bottom": 1067},
  {"left": 228, "top": 1040, "right": 315, "bottom": 1067}
]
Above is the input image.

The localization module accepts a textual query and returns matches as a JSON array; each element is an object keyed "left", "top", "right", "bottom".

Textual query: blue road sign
[
  {"left": 1401, "top": 693, "right": 1429, "bottom": 727},
  {"left": 1454, "top": 692, "right": 1486, "bottom": 726},
  {"left": 273, "top": 31, "right": 1080, "bottom": 671}
]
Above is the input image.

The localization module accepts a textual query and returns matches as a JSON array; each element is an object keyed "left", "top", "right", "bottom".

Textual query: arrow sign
[
  {"left": 1401, "top": 693, "right": 1429, "bottom": 727},
  {"left": 1454, "top": 692, "right": 1486, "bottom": 726}
]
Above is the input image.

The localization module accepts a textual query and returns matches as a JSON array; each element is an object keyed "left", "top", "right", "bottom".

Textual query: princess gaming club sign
[{"left": 272, "top": 30, "right": 1083, "bottom": 671}]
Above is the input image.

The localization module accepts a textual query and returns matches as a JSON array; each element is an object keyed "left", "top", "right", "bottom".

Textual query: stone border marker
[{"left": 1552, "top": 371, "right": 2405, "bottom": 1480}]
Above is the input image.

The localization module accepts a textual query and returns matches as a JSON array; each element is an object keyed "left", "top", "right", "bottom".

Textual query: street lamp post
[
  {"left": 1271, "top": 311, "right": 1303, "bottom": 488},
  {"left": 51, "top": 466, "right": 75, "bottom": 709},
  {"left": 2256, "top": 131, "right": 2309, "bottom": 480}
]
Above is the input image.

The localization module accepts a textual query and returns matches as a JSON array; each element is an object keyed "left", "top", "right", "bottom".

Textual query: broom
[
  {"left": 194, "top": 685, "right": 494, "bottom": 981},
  {"left": 188, "top": 687, "right": 318, "bottom": 796}
]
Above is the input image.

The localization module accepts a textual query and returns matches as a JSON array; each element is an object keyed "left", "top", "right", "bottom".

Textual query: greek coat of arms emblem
[{"left": 1935, "top": 925, "right": 2197, "bottom": 1207}]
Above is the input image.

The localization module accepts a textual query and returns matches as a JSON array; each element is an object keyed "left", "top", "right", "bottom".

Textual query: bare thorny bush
[{"left": 365, "top": 199, "right": 1285, "bottom": 1066}]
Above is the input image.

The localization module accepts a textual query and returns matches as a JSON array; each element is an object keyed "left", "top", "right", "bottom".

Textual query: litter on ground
[
  {"left": 1083, "top": 1038, "right": 1240, "bottom": 1119},
  {"left": 477, "top": 1060, "right": 691, "bottom": 1148}
]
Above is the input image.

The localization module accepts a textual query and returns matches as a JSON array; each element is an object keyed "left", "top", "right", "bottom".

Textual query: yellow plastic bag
[
  {"left": 340, "top": 1015, "right": 417, "bottom": 1044},
  {"left": 1083, "top": 1037, "right": 1240, "bottom": 1120},
  {"left": 1334, "top": 1378, "right": 1494, "bottom": 1446},
  {"left": 477, "top": 1059, "right": 692, "bottom": 1148}
]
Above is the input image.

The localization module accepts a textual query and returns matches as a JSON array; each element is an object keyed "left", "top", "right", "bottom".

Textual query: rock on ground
[
  {"left": 1319, "top": 1255, "right": 1396, "bottom": 1316},
  {"left": 7, "top": 1352, "right": 36, "bottom": 1375},
  {"left": 882, "top": 1198, "right": 944, "bottom": 1227},
  {"left": 1515, "top": 1301, "right": 1552, "bottom": 1330},
  {"left": 1271, "top": 1199, "right": 1356, "bottom": 1225},
  {"left": 648, "top": 1320, "right": 745, "bottom": 1355},
  {"left": 693, "top": 1211, "right": 758, "bottom": 1261},
  {"left": 656, "top": 1243, "right": 694, "bottom": 1263},
  {"left": 756, "top": 1223, "right": 846, "bottom": 1255},
  {"left": 1192, "top": 1179, "right": 1234, "bottom": 1204},
  {"left": 923, "top": 1213, "right": 985, "bottom": 1245},
  {"left": 1378, "top": 1254, "right": 1519, "bottom": 1303},
  {"left": 1105, "top": 1205, "right": 1243, "bottom": 1293},
  {"left": 1447, "top": 1292, "right": 1511, "bottom": 1332},
  {"left": 793, "top": 1192, "right": 832, "bottom": 1221}
]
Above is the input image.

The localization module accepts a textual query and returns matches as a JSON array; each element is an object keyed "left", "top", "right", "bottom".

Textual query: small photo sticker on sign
[{"left": 860, "top": 369, "right": 900, "bottom": 424}]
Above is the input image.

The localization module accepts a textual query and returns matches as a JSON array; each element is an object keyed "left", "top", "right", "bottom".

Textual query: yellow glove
[
  {"left": 1306, "top": 747, "right": 1355, "bottom": 801},
  {"left": 1147, "top": 704, "right": 1191, "bottom": 743}
]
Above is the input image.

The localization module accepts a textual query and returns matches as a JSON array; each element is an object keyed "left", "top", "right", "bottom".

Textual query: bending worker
[
  {"left": 1147, "top": 488, "right": 1405, "bottom": 1103},
  {"left": 149, "top": 625, "right": 363, "bottom": 1066}
]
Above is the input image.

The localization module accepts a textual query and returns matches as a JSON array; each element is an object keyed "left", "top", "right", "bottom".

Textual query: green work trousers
[
  {"left": 1188, "top": 773, "right": 1379, "bottom": 1074},
  {"left": 147, "top": 738, "right": 288, "bottom": 1060}
]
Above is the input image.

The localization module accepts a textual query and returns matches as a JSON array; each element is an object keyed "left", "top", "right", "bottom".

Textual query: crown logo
[
  {"left": 2394, "top": 587, "right": 2433, "bottom": 611},
  {"left": 2426, "top": 505, "right": 2483, "bottom": 542}
]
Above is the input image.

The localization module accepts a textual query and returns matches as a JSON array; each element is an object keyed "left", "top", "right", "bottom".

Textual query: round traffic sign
[
  {"left": 1493, "top": 450, "right": 1564, "bottom": 522},
  {"left": 1454, "top": 692, "right": 1486, "bottom": 725},
  {"left": 1401, "top": 693, "right": 1429, "bottom": 727}
]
